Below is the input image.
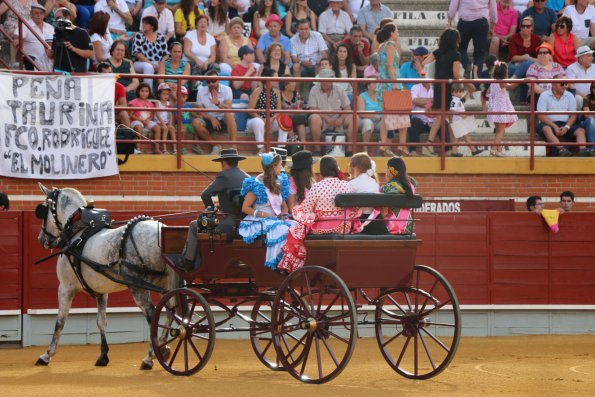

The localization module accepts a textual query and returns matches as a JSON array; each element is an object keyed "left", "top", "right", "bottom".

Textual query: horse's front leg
[
  {"left": 130, "top": 287, "right": 156, "bottom": 370},
  {"left": 94, "top": 294, "right": 110, "bottom": 366},
  {"left": 36, "top": 284, "right": 76, "bottom": 365}
]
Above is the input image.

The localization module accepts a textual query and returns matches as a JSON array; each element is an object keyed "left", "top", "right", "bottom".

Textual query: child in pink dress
[
  {"left": 487, "top": 61, "right": 518, "bottom": 157},
  {"left": 129, "top": 83, "right": 161, "bottom": 154}
]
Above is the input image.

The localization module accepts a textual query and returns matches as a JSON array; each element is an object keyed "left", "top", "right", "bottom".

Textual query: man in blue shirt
[
  {"left": 521, "top": 0, "right": 557, "bottom": 39},
  {"left": 255, "top": 14, "right": 292, "bottom": 64},
  {"left": 399, "top": 46, "right": 428, "bottom": 90}
]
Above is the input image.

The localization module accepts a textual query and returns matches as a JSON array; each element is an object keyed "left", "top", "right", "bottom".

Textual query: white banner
[{"left": 0, "top": 73, "right": 118, "bottom": 179}]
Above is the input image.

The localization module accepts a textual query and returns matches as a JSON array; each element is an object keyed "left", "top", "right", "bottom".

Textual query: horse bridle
[{"left": 36, "top": 189, "right": 64, "bottom": 242}]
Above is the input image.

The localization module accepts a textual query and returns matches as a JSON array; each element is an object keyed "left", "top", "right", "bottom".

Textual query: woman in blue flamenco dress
[{"left": 239, "top": 152, "right": 296, "bottom": 270}]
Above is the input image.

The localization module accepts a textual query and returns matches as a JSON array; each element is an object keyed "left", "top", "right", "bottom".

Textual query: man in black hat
[{"left": 178, "top": 148, "right": 249, "bottom": 270}]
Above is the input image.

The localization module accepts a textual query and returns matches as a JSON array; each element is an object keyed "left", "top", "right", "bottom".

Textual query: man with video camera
[{"left": 49, "top": 7, "right": 93, "bottom": 72}]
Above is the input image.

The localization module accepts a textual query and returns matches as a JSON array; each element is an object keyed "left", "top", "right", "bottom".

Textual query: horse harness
[{"left": 36, "top": 189, "right": 167, "bottom": 296}]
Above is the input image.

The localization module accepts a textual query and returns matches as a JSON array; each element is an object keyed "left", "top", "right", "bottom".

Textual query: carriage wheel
[
  {"left": 271, "top": 266, "right": 357, "bottom": 384},
  {"left": 150, "top": 288, "right": 215, "bottom": 376},
  {"left": 250, "top": 291, "right": 283, "bottom": 370},
  {"left": 375, "top": 265, "right": 461, "bottom": 379}
]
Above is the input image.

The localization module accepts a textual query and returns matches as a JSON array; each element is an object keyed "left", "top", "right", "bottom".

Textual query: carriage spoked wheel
[
  {"left": 150, "top": 288, "right": 216, "bottom": 376},
  {"left": 271, "top": 266, "right": 357, "bottom": 384},
  {"left": 250, "top": 290, "right": 285, "bottom": 370},
  {"left": 374, "top": 265, "right": 461, "bottom": 379}
]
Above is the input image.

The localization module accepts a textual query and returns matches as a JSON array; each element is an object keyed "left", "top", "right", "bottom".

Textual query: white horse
[{"left": 35, "top": 183, "right": 180, "bottom": 369}]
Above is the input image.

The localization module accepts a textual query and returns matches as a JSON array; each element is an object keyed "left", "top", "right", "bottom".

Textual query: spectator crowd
[{"left": 3, "top": 0, "right": 595, "bottom": 156}]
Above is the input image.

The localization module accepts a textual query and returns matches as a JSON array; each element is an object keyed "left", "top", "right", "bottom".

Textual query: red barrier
[{"left": 0, "top": 212, "right": 22, "bottom": 311}]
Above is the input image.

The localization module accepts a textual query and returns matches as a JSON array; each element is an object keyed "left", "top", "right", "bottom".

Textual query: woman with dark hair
[
  {"left": 207, "top": 0, "right": 229, "bottom": 40},
  {"left": 421, "top": 27, "right": 468, "bottom": 156},
  {"left": 278, "top": 155, "right": 360, "bottom": 273},
  {"left": 287, "top": 150, "right": 316, "bottom": 209},
  {"left": 108, "top": 40, "right": 140, "bottom": 100},
  {"left": 174, "top": 0, "right": 203, "bottom": 39},
  {"left": 546, "top": 16, "right": 581, "bottom": 68},
  {"left": 157, "top": 41, "right": 191, "bottom": 98},
  {"left": 280, "top": 74, "right": 307, "bottom": 142},
  {"left": 376, "top": 23, "right": 411, "bottom": 156},
  {"left": 253, "top": 0, "right": 280, "bottom": 39},
  {"left": 284, "top": 0, "right": 317, "bottom": 37},
  {"left": 239, "top": 152, "right": 294, "bottom": 270},
  {"left": 332, "top": 43, "right": 356, "bottom": 102},
  {"left": 132, "top": 15, "right": 169, "bottom": 92},
  {"left": 381, "top": 156, "right": 417, "bottom": 234},
  {"left": 89, "top": 11, "right": 112, "bottom": 63}
]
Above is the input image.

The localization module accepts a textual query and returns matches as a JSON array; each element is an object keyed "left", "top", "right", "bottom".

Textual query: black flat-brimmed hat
[
  {"left": 212, "top": 148, "right": 247, "bottom": 162},
  {"left": 289, "top": 150, "right": 316, "bottom": 170}
]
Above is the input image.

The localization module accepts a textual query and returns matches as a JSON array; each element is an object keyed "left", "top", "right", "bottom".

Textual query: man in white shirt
[
  {"left": 18, "top": 4, "right": 54, "bottom": 71},
  {"left": 141, "top": 0, "right": 175, "bottom": 41},
  {"left": 95, "top": 0, "right": 133, "bottom": 36},
  {"left": 566, "top": 45, "right": 595, "bottom": 108},
  {"left": 562, "top": 0, "right": 595, "bottom": 48},
  {"left": 409, "top": 82, "right": 436, "bottom": 155},
  {"left": 318, "top": 0, "right": 353, "bottom": 52}
]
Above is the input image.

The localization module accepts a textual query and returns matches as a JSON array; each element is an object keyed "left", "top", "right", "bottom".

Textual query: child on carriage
[
  {"left": 239, "top": 152, "right": 295, "bottom": 270},
  {"left": 381, "top": 156, "right": 418, "bottom": 234}
]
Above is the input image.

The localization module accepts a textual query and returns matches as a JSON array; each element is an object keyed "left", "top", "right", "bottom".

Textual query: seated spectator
[
  {"left": 348, "top": 152, "right": 387, "bottom": 235},
  {"left": 507, "top": 16, "right": 541, "bottom": 80},
  {"left": 307, "top": 0, "right": 328, "bottom": 17},
  {"left": 157, "top": 41, "right": 191, "bottom": 100},
  {"left": 566, "top": 45, "right": 595, "bottom": 109},
  {"left": 357, "top": 68, "right": 385, "bottom": 153},
  {"left": 108, "top": 40, "right": 140, "bottom": 101},
  {"left": 526, "top": 42, "right": 564, "bottom": 104},
  {"left": 340, "top": 25, "right": 370, "bottom": 77},
  {"left": 155, "top": 83, "right": 176, "bottom": 154},
  {"left": 125, "top": 0, "right": 143, "bottom": 31},
  {"left": 206, "top": 0, "right": 229, "bottom": 40},
  {"left": 184, "top": 14, "right": 218, "bottom": 75},
  {"left": 129, "top": 83, "right": 162, "bottom": 154},
  {"left": 399, "top": 46, "right": 428, "bottom": 90},
  {"left": 196, "top": 69, "right": 236, "bottom": 153},
  {"left": 287, "top": 150, "right": 316, "bottom": 209},
  {"left": 18, "top": 4, "right": 54, "bottom": 72},
  {"left": 280, "top": 75, "right": 308, "bottom": 143},
  {"left": 284, "top": 0, "right": 317, "bottom": 38},
  {"left": 132, "top": 16, "right": 169, "bottom": 92},
  {"left": 308, "top": 68, "right": 353, "bottom": 155},
  {"left": 562, "top": 0, "right": 595, "bottom": 48},
  {"left": 0, "top": 192, "right": 9, "bottom": 211},
  {"left": 261, "top": 42, "right": 289, "bottom": 76},
  {"left": 489, "top": 0, "right": 518, "bottom": 58},
  {"left": 97, "top": 62, "right": 131, "bottom": 128},
  {"left": 580, "top": 81, "right": 595, "bottom": 155},
  {"left": 381, "top": 156, "right": 417, "bottom": 235},
  {"left": 357, "top": 0, "right": 393, "bottom": 42},
  {"left": 253, "top": 0, "right": 280, "bottom": 39},
  {"left": 548, "top": 0, "right": 566, "bottom": 15},
  {"left": 219, "top": 17, "right": 252, "bottom": 74},
  {"left": 94, "top": 0, "right": 132, "bottom": 38},
  {"left": 546, "top": 16, "right": 581, "bottom": 68},
  {"left": 559, "top": 190, "right": 575, "bottom": 212},
  {"left": 521, "top": 0, "right": 557, "bottom": 40},
  {"left": 526, "top": 195, "right": 545, "bottom": 212},
  {"left": 174, "top": 0, "right": 203, "bottom": 39},
  {"left": 246, "top": 67, "right": 288, "bottom": 153},
  {"left": 89, "top": 11, "right": 113, "bottom": 64},
  {"left": 408, "top": 81, "right": 435, "bottom": 156},
  {"left": 291, "top": 19, "right": 329, "bottom": 77},
  {"left": 256, "top": 14, "right": 292, "bottom": 64},
  {"left": 318, "top": 0, "right": 353, "bottom": 52},
  {"left": 142, "top": 0, "right": 175, "bottom": 42},
  {"left": 43, "top": 0, "right": 77, "bottom": 27},
  {"left": 346, "top": 0, "right": 368, "bottom": 21},
  {"left": 278, "top": 155, "right": 360, "bottom": 273},
  {"left": 231, "top": 45, "right": 260, "bottom": 99},
  {"left": 71, "top": 0, "right": 94, "bottom": 30},
  {"left": 332, "top": 43, "right": 357, "bottom": 102},
  {"left": 175, "top": 85, "right": 216, "bottom": 155},
  {"left": 537, "top": 75, "right": 589, "bottom": 156}
]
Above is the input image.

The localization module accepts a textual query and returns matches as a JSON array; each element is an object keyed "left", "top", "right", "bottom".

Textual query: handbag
[
  {"left": 115, "top": 126, "right": 136, "bottom": 165},
  {"left": 382, "top": 89, "right": 413, "bottom": 112}
]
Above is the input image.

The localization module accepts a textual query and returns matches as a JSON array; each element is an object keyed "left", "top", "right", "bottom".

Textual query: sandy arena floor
[{"left": 1, "top": 336, "right": 594, "bottom": 396}]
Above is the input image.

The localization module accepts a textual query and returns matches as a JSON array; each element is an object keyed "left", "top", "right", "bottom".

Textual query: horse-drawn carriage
[{"left": 35, "top": 184, "right": 461, "bottom": 384}]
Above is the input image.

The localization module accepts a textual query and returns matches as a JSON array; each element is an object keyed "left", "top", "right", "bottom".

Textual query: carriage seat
[{"left": 334, "top": 193, "right": 423, "bottom": 209}]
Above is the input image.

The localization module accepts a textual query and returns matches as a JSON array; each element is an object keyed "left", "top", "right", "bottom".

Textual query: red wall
[{"left": 4, "top": 211, "right": 595, "bottom": 311}]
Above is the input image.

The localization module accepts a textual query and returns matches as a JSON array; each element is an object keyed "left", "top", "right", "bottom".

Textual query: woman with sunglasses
[
  {"left": 580, "top": 82, "right": 595, "bottom": 155},
  {"left": 508, "top": 16, "right": 541, "bottom": 79},
  {"left": 546, "top": 16, "right": 581, "bottom": 68},
  {"left": 526, "top": 42, "right": 564, "bottom": 105}
]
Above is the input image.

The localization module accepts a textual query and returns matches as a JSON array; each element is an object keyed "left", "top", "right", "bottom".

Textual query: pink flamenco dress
[
  {"left": 487, "top": 83, "right": 518, "bottom": 128},
  {"left": 277, "top": 177, "right": 361, "bottom": 273}
]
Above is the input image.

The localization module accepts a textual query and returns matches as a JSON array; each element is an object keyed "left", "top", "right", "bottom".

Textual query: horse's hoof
[
  {"left": 140, "top": 361, "right": 153, "bottom": 370},
  {"left": 35, "top": 358, "right": 49, "bottom": 366},
  {"left": 95, "top": 357, "right": 109, "bottom": 367}
]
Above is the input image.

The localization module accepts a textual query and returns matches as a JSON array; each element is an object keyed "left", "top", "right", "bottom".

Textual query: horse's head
[{"left": 36, "top": 183, "right": 87, "bottom": 249}]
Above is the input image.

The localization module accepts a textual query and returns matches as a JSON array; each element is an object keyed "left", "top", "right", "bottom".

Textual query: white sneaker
[
  {"left": 210, "top": 145, "right": 222, "bottom": 155},
  {"left": 133, "top": 148, "right": 143, "bottom": 154}
]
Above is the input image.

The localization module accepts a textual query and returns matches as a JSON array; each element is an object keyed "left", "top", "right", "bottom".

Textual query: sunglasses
[
  {"left": 556, "top": 24, "right": 567, "bottom": 28},
  {"left": 537, "top": 51, "right": 550, "bottom": 55},
  {"left": 520, "top": 25, "right": 532, "bottom": 28},
  {"left": 558, "top": 83, "right": 568, "bottom": 87},
  {"left": 534, "top": 0, "right": 545, "bottom": 2}
]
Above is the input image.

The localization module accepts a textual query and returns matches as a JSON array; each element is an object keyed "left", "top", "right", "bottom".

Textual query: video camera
[{"left": 53, "top": 17, "right": 74, "bottom": 40}]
